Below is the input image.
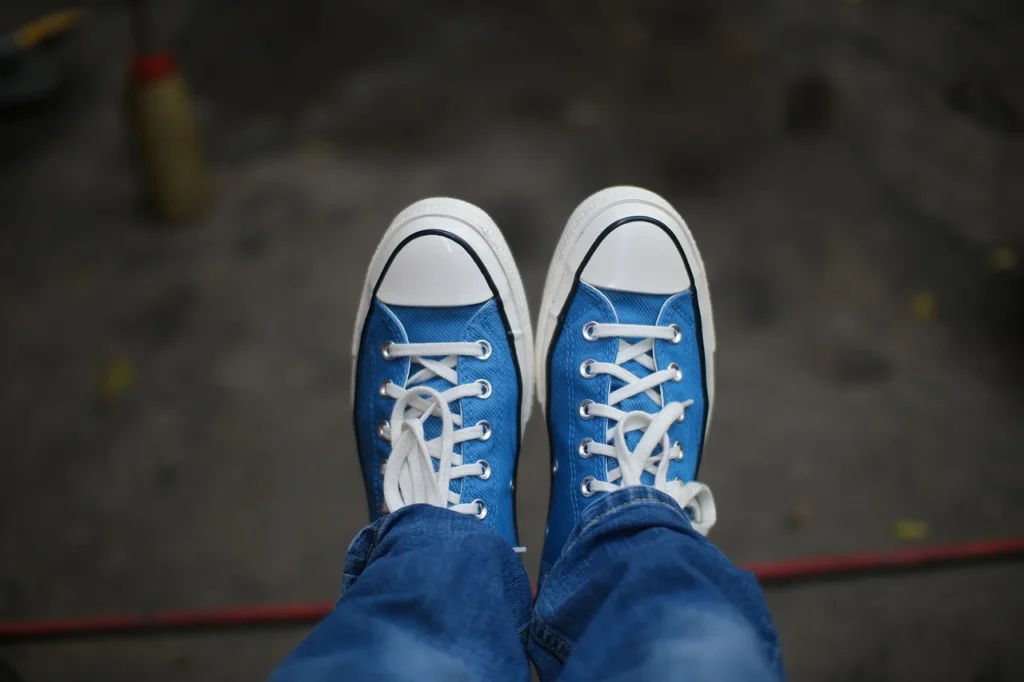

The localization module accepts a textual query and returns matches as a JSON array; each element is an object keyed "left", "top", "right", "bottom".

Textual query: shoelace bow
[
  {"left": 379, "top": 341, "right": 491, "bottom": 517},
  {"left": 581, "top": 322, "right": 716, "bottom": 534}
]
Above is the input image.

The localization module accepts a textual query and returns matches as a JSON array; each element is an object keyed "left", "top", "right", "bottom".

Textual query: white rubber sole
[
  {"left": 350, "top": 198, "right": 534, "bottom": 434},
  {"left": 535, "top": 186, "right": 716, "bottom": 422}
]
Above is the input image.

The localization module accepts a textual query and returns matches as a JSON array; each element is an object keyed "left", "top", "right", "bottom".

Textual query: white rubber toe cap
[
  {"left": 580, "top": 220, "right": 691, "bottom": 294},
  {"left": 376, "top": 233, "right": 492, "bottom": 307}
]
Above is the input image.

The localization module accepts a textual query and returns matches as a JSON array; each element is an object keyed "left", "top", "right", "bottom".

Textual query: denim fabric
[
  {"left": 270, "top": 504, "right": 532, "bottom": 682},
  {"left": 354, "top": 297, "right": 522, "bottom": 546},
  {"left": 529, "top": 487, "right": 783, "bottom": 682},
  {"left": 272, "top": 489, "right": 783, "bottom": 682},
  {"left": 542, "top": 281, "right": 710, "bottom": 575}
]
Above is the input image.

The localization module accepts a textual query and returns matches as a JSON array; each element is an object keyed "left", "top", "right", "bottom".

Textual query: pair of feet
[{"left": 352, "top": 187, "right": 717, "bottom": 573}]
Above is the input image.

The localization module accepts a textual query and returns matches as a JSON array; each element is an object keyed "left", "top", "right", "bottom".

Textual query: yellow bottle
[{"left": 127, "top": 53, "right": 208, "bottom": 223}]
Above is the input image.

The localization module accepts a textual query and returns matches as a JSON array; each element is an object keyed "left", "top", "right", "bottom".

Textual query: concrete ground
[{"left": 2, "top": 0, "right": 1023, "bottom": 680}]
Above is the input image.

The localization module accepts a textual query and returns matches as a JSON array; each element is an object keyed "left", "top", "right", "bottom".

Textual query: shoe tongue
[
  {"left": 384, "top": 302, "right": 486, "bottom": 442},
  {"left": 598, "top": 289, "right": 672, "bottom": 479}
]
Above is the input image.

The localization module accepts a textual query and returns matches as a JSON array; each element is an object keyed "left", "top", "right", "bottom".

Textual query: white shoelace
[
  {"left": 580, "top": 322, "right": 716, "bottom": 534},
  {"left": 379, "top": 340, "right": 492, "bottom": 517}
]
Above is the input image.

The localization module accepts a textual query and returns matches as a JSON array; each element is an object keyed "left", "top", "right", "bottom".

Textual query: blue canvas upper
[
  {"left": 354, "top": 296, "right": 521, "bottom": 547},
  {"left": 542, "top": 280, "right": 708, "bottom": 576}
]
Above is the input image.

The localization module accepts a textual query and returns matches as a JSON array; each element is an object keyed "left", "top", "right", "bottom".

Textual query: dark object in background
[
  {"left": 785, "top": 72, "right": 833, "bottom": 133},
  {"left": 945, "top": 74, "right": 1020, "bottom": 134},
  {"left": 0, "top": 9, "right": 82, "bottom": 108},
  {"left": 0, "top": 659, "right": 22, "bottom": 682}
]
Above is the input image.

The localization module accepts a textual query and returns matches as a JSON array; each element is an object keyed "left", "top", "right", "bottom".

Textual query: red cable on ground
[
  {"left": 2, "top": 537, "right": 1023, "bottom": 642},
  {"left": 0, "top": 602, "right": 331, "bottom": 641},
  {"left": 743, "top": 536, "right": 1024, "bottom": 584}
]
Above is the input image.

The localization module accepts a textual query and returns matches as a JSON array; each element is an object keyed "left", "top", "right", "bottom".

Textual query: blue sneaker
[
  {"left": 536, "top": 186, "right": 718, "bottom": 575},
  {"left": 351, "top": 198, "right": 533, "bottom": 548}
]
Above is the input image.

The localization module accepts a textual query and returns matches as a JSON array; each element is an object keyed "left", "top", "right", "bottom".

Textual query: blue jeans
[{"left": 271, "top": 488, "right": 784, "bottom": 681}]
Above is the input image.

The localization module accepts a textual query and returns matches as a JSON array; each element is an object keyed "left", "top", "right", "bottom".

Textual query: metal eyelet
[
  {"left": 671, "top": 441, "right": 683, "bottom": 460},
  {"left": 378, "top": 380, "right": 391, "bottom": 398},
  {"left": 473, "top": 499, "right": 488, "bottom": 519},
  {"left": 579, "top": 399, "right": 595, "bottom": 419},
  {"left": 552, "top": 460, "right": 559, "bottom": 475},
  {"left": 669, "top": 324, "right": 682, "bottom": 344},
  {"left": 582, "top": 321, "right": 598, "bottom": 341},
  {"left": 477, "top": 340, "right": 492, "bottom": 360},
  {"left": 477, "top": 460, "right": 492, "bottom": 480},
  {"left": 377, "top": 420, "right": 389, "bottom": 438},
  {"left": 580, "top": 476, "right": 596, "bottom": 497},
  {"left": 580, "top": 360, "right": 597, "bottom": 378},
  {"left": 477, "top": 420, "right": 492, "bottom": 441},
  {"left": 668, "top": 362, "right": 682, "bottom": 382},
  {"left": 578, "top": 437, "right": 594, "bottom": 458},
  {"left": 476, "top": 379, "right": 492, "bottom": 399},
  {"left": 510, "top": 479, "right": 515, "bottom": 492},
  {"left": 381, "top": 341, "right": 394, "bottom": 359}
]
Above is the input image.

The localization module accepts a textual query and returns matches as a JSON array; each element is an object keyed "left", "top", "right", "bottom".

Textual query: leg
[
  {"left": 529, "top": 488, "right": 781, "bottom": 682},
  {"left": 272, "top": 504, "right": 532, "bottom": 682},
  {"left": 533, "top": 187, "right": 784, "bottom": 680},
  {"left": 273, "top": 197, "right": 535, "bottom": 680}
]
